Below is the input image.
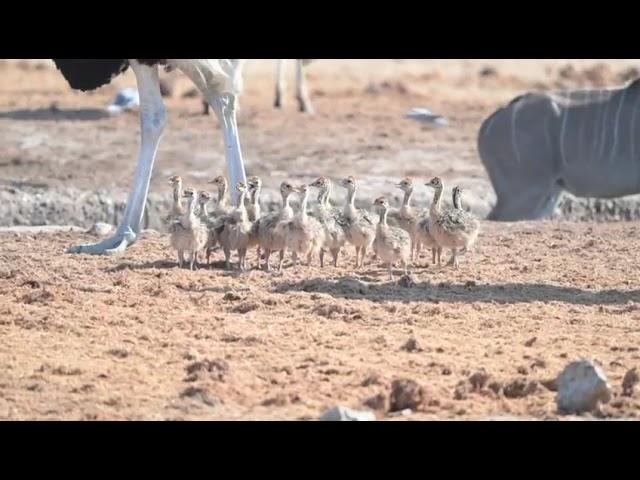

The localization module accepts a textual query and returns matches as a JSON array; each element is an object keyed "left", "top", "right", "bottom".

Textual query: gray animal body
[{"left": 478, "top": 79, "right": 640, "bottom": 221}]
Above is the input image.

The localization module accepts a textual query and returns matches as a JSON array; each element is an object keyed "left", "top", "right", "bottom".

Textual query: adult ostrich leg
[{"left": 56, "top": 59, "right": 247, "bottom": 255}]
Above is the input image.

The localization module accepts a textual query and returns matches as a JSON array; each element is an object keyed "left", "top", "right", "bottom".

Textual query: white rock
[
  {"left": 319, "top": 406, "right": 376, "bottom": 421},
  {"left": 405, "top": 107, "right": 448, "bottom": 128},
  {"left": 556, "top": 359, "right": 612, "bottom": 414},
  {"left": 87, "top": 222, "right": 115, "bottom": 237},
  {"left": 106, "top": 88, "right": 140, "bottom": 115}
]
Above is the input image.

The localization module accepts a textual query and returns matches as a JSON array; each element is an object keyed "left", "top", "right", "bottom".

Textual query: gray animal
[{"left": 478, "top": 79, "right": 640, "bottom": 221}]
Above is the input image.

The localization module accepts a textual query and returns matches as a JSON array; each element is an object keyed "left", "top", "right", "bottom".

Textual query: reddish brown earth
[
  {"left": 1, "top": 60, "right": 640, "bottom": 420},
  {"left": 1, "top": 222, "right": 639, "bottom": 420}
]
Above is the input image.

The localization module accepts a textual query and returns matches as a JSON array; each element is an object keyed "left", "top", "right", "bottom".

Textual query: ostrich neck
[
  {"left": 378, "top": 208, "right": 388, "bottom": 227},
  {"left": 173, "top": 183, "right": 182, "bottom": 205},
  {"left": 429, "top": 186, "right": 443, "bottom": 219},
  {"left": 236, "top": 190, "right": 248, "bottom": 221},
  {"left": 281, "top": 192, "right": 293, "bottom": 219},
  {"left": 401, "top": 188, "right": 414, "bottom": 213},
  {"left": 200, "top": 203, "right": 208, "bottom": 217},
  {"left": 299, "top": 191, "right": 309, "bottom": 221},
  {"left": 187, "top": 197, "right": 197, "bottom": 215},
  {"left": 251, "top": 186, "right": 261, "bottom": 207},
  {"left": 218, "top": 184, "right": 228, "bottom": 207},
  {"left": 343, "top": 187, "right": 357, "bottom": 217},
  {"left": 184, "top": 196, "right": 198, "bottom": 228},
  {"left": 322, "top": 184, "right": 333, "bottom": 208}
]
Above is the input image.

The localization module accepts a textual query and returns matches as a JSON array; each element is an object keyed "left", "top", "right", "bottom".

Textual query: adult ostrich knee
[{"left": 52, "top": 59, "right": 248, "bottom": 255}]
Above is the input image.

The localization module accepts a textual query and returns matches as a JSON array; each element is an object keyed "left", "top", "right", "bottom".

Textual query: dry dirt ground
[
  {"left": 1, "top": 60, "right": 640, "bottom": 420},
  {"left": 1, "top": 223, "right": 640, "bottom": 420}
]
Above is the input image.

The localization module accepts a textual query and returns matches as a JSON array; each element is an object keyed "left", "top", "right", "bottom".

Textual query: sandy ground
[
  {"left": 1, "top": 222, "right": 639, "bottom": 420},
  {"left": 1, "top": 59, "right": 640, "bottom": 420}
]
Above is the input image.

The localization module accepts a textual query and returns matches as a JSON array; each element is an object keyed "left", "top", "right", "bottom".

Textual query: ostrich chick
[
  {"left": 246, "top": 176, "right": 262, "bottom": 222},
  {"left": 197, "top": 190, "right": 213, "bottom": 261},
  {"left": 246, "top": 176, "right": 263, "bottom": 265},
  {"left": 197, "top": 190, "right": 212, "bottom": 220},
  {"left": 309, "top": 176, "right": 348, "bottom": 267},
  {"left": 255, "top": 181, "right": 296, "bottom": 271},
  {"left": 414, "top": 181, "right": 440, "bottom": 265},
  {"left": 416, "top": 214, "right": 441, "bottom": 266},
  {"left": 372, "top": 197, "right": 411, "bottom": 281},
  {"left": 339, "top": 176, "right": 376, "bottom": 269},
  {"left": 169, "top": 187, "right": 208, "bottom": 270},
  {"left": 163, "top": 175, "right": 185, "bottom": 225},
  {"left": 203, "top": 175, "right": 234, "bottom": 265},
  {"left": 219, "top": 182, "right": 253, "bottom": 271},
  {"left": 451, "top": 185, "right": 477, "bottom": 258},
  {"left": 208, "top": 175, "right": 233, "bottom": 217},
  {"left": 284, "top": 184, "right": 326, "bottom": 267},
  {"left": 425, "top": 178, "right": 479, "bottom": 269},
  {"left": 392, "top": 177, "right": 421, "bottom": 261}
]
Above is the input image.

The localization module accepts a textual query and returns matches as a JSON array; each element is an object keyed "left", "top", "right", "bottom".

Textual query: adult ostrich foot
[
  {"left": 66, "top": 61, "right": 165, "bottom": 257},
  {"left": 297, "top": 97, "right": 315, "bottom": 115},
  {"left": 66, "top": 228, "right": 136, "bottom": 256}
]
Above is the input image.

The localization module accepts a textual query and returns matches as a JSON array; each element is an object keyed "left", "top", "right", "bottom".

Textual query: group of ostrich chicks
[{"left": 166, "top": 174, "right": 479, "bottom": 280}]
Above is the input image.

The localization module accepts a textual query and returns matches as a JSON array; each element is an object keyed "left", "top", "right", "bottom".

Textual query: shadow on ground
[
  {"left": 0, "top": 108, "right": 112, "bottom": 121},
  {"left": 275, "top": 277, "right": 640, "bottom": 305}
]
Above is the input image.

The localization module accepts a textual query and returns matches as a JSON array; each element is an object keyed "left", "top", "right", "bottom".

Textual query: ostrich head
[
  {"left": 280, "top": 181, "right": 296, "bottom": 197},
  {"left": 339, "top": 176, "right": 357, "bottom": 191},
  {"left": 247, "top": 176, "right": 262, "bottom": 191},
  {"left": 208, "top": 175, "right": 227, "bottom": 190},
  {"left": 309, "top": 176, "right": 331, "bottom": 190},
  {"left": 373, "top": 196, "right": 390, "bottom": 212},
  {"left": 168, "top": 175, "right": 182, "bottom": 186},
  {"left": 425, "top": 177, "right": 443, "bottom": 190},
  {"left": 198, "top": 190, "right": 212, "bottom": 205},
  {"left": 182, "top": 187, "right": 197, "bottom": 199},
  {"left": 395, "top": 177, "right": 414, "bottom": 191}
]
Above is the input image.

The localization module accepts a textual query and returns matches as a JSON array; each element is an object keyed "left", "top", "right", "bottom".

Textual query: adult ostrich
[
  {"left": 52, "top": 59, "right": 247, "bottom": 255},
  {"left": 201, "top": 59, "right": 316, "bottom": 115},
  {"left": 274, "top": 59, "right": 316, "bottom": 113}
]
